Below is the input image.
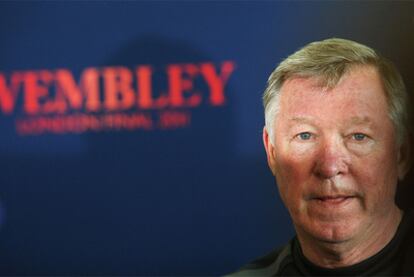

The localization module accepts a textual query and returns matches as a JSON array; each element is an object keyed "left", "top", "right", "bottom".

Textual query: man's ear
[
  {"left": 398, "top": 135, "right": 411, "bottom": 181},
  {"left": 263, "top": 126, "right": 277, "bottom": 176}
]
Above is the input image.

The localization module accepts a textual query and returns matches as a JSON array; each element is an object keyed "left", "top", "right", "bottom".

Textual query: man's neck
[{"left": 298, "top": 208, "right": 403, "bottom": 268}]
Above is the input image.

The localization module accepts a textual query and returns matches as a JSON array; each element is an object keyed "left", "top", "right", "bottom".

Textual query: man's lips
[
  {"left": 311, "top": 195, "right": 357, "bottom": 205},
  {"left": 317, "top": 195, "right": 351, "bottom": 201}
]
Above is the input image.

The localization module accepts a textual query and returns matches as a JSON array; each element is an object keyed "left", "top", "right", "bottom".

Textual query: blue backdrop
[{"left": 0, "top": 1, "right": 413, "bottom": 275}]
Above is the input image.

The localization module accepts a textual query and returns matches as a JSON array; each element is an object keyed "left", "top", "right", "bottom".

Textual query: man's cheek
[
  {"left": 277, "top": 154, "right": 313, "bottom": 183},
  {"left": 275, "top": 157, "right": 311, "bottom": 204}
]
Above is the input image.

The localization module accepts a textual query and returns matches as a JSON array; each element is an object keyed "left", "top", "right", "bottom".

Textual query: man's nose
[{"left": 314, "top": 137, "right": 350, "bottom": 179}]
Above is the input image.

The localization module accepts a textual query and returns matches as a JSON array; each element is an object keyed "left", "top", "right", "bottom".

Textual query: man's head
[
  {"left": 263, "top": 38, "right": 410, "bottom": 248},
  {"left": 264, "top": 38, "right": 409, "bottom": 147}
]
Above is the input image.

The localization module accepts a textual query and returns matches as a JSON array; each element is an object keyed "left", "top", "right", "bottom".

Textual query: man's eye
[
  {"left": 297, "top": 132, "right": 312, "bottom": 140},
  {"left": 352, "top": 133, "right": 367, "bottom": 141}
]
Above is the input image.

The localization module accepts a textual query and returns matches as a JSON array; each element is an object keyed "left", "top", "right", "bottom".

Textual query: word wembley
[{"left": 0, "top": 61, "right": 236, "bottom": 135}]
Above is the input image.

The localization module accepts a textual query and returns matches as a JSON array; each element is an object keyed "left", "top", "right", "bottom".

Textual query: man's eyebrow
[
  {"left": 288, "top": 116, "right": 375, "bottom": 126},
  {"left": 289, "top": 117, "right": 314, "bottom": 124},
  {"left": 348, "top": 116, "right": 374, "bottom": 125}
]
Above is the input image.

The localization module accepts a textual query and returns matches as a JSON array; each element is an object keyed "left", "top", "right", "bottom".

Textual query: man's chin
[
  {"left": 311, "top": 223, "right": 360, "bottom": 244},
  {"left": 298, "top": 219, "right": 362, "bottom": 244}
]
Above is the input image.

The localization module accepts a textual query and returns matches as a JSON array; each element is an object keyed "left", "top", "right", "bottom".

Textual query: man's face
[{"left": 263, "top": 66, "right": 405, "bottom": 243}]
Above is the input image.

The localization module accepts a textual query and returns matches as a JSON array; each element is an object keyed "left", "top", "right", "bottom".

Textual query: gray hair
[{"left": 263, "top": 38, "right": 409, "bottom": 146}]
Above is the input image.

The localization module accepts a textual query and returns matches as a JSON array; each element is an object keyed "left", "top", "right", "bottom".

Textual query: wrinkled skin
[{"left": 263, "top": 66, "right": 407, "bottom": 267}]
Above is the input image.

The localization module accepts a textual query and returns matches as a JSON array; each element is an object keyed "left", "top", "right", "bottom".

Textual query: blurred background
[{"left": 0, "top": 1, "right": 413, "bottom": 275}]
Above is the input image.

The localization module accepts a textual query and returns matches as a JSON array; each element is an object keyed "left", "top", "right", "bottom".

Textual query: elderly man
[{"left": 232, "top": 38, "right": 414, "bottom": 275}]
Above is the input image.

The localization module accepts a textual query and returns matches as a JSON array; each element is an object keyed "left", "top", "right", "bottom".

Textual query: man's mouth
[{"left": 313, "top": 195, "right": 355, "bottom": 204}]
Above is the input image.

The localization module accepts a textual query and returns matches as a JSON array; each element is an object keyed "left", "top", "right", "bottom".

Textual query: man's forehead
[
  {"left": 282, "top": 76, "right": 322, "bottom": 91},
  {"left": 274, "top": 65, "right": 395, "bottom": 135},
  {"left": 282, "top": 65, "right": 380, "bottom": 90},
  {"left": 287, "top": 115, "right": 376, "bottom": 126},
  {"left": 279, "top": 67, "right": 386, "bottom": 108}
]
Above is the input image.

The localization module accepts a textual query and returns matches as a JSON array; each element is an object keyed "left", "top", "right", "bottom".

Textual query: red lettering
[
  {"left": 136, "top": 65, "right": 169, "bottom": 109},
  {"left": 42, "top": 69, "right": 83, "bottom": 113},
  {"left": 103, "top": 67, "right": 135, "bottom": 111},
  {"left": 23, "top": 70, "right": 54, "bottom": 114},
  {"left": 54, "top": 69, "right": 83, "bottom": 111},
  {"left": 4, "top": 60, "right": 236, "bottom": 122},
  {"left": 0, "top": 72, "right": 21, "bottom": 114},
  {"left": 167, "top": 64, "right": 201, "bottom": 107},
  {"left": 82, "top": 68, "right": 101, "bottom": 112},
  {"left": 200, "top": 61, "right": 235, "bottom": 106},
  {"left": 158, "top": 110, "right": 191, "bottom": 129}
]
